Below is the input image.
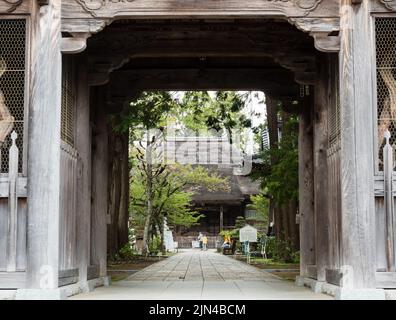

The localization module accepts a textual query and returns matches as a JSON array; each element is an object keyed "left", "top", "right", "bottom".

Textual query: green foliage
[
  {"left": 254, "top": 116, "right": 299, "bottom": 206},
  {"left": 118, "top": 243, "right": 137, "bottom": 260},
  {"left": 265, "top": 237, "right": 299, "bottom": 263},
  {"left": 219, "top": 229, "right": 238, "bottom": 239},
  {"left": 234, "top": 216, "right": 247, "bottom": 229},
  {"left": 130, "top": 148, "right": 230, "bottom": 246},
  {"left": 121, "top": 90, "right": 257, "bottom": 251},
  {"left": 118, "top": 91, "right": 177, "bottom": 132},
  {"left": 148, "top": 235, "right": 162, "bottom": 255},
  {"left": 174, "top": 164, "right": 230, "bottom": 193},
  {"left": 247, "top": 193, "right": 269, "bottom": 225},
  {"left": 175, "top": 91, "right": 252, "bottom": 139},
  {"left": 130, "top": 161, "right": 229, "bottom": 230}
]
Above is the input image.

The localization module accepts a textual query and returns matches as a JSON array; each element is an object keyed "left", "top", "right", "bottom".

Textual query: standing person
[
  {"left": 197, "top": 232, "right": 203, "bottom": 250},
  {"left": 202, "top": 235, "right": 208, "bottom": 251}
]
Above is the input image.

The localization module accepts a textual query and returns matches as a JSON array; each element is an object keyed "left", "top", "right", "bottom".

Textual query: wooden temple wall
[
  {"left": 58, "top": 55, "right": 79, "bottom": 284},
  {"left": 298, "top": 52, "right": 342, "bottom": 284},
  {"left": 325, "top": 54, "right": 342, "bottom": 283},
  {"left": 0, "top": 0, "right": 108, "bottom": 293},
  {"left": 0, "top": 0, "right": 34, "bottom": 289}
]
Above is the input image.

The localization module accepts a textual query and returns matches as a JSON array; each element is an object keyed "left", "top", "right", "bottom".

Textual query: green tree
[
  {"left": 251, "top": 115, "right": 298, "bottom": 206},
  {"left": 260, "top": 116, "right": 299, "bottom": 206},
  {"left": 116, "top": 91, "right": 177, "bottom": 255},
  {"left": 175, "top": 91, "right": 253, "bottom": 143},
  {"left": 130, "top": 142, "right": 230, "bottom": 254},
  {"left": 247, "top": 193, "right": 270, "bottom": 227},
  {"left": 118, "top": 90, "right": 254, "bottom": 254},
  {"left": 251, "top": 114, "right": 299, "bottom": 248}
]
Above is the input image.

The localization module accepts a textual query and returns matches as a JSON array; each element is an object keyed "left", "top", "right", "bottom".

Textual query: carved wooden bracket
[
  {"left": 61, "top": 18, "right": 109, "bottom": 34},
  {"left": 0, "top": 0, "right": 47, "bottom": 13},
  {"left": 380, "top": 0, "right": 396, "bottom": 10},
  {"left": 290, "top": 17, "right": 340, "bottom": 52},
  {"left": 311, "top": 32, "right": 340, "bottom": 52},
  {"left": 0, "top": 0, "right": 24, "bottom": 12},
  {"left": 61, "top": 33, "right": 91, "bottom": 54}
]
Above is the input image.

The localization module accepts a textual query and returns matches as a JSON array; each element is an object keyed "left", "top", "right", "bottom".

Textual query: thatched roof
[{"left": 192, "top": 166, "right": 260, "bottom": 205}]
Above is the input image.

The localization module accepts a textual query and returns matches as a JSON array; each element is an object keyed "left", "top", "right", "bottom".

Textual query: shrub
[
  {"left": 119, "top": 243, "right": 137, "bottom": 260},
  {"left": 148, "top": 235, "right": 161, "bottom": 255},
  {"left": 265, "top": 237, "right": 299, "bottom": 263}
]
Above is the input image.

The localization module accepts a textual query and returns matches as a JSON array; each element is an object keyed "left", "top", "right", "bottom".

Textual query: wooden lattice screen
[
  {"left": 376, "top": 17, "right": 396, "bottom": 171},
  {"left": 0, "top": 19, "right": 26, "bottom": 174},
  {"left": 61, "top": 56, "right": 76, "bottom": 147},
  {"left": 328, "top": 56, "right": 341, "bottom": 148}
]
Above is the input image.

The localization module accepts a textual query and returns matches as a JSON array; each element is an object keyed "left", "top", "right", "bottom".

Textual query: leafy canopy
[{"left": 252, "top": 116, "right": 299, "bottom": 206}]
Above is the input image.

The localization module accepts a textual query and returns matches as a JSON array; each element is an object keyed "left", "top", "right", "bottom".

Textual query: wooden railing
[
  {"left": 382, "top": 130, "right": 396, "bottom": 272},
  {"left": 1, "top": 131, "right": 27, "bottom": 273},
  {"left": 175, "top": 236, "right": 222, "bottom": 249}
]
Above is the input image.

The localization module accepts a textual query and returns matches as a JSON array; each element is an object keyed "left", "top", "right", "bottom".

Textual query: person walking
[
  {"left": 197, "top": 232, "right": 203, "bottom": 250},
  {"left": 202, "top": 235, "right": 208, "bottom": 251}
]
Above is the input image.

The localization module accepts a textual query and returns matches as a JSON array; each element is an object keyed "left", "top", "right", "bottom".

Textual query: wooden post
[
  {"left": 298, "top": 94, "right": 315, "bottom": 277},
  {"left": 91, "top": 86, "right": 109, "bottom": 277},
  {"left": 382, "top": 130, "right": 395, "bottom": 272},
  {"left": 25, "top": 0, "right": 62, "bottom": 291},
  {"left": 6, "top": 131, "right": 18, "bottom": 272},
  {"left": 75, "top": 54, "right": 92, "bottom": 284},
  {"left": 314, "top": 53, "right": 330, "bottom": 282},
  {"left": 338, "top": 0, "right": 377, "bottom": 290}
]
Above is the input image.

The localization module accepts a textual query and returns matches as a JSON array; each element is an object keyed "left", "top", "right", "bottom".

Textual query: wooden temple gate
[{"left": 0, "top": 0, "right": 395, "bottom": 299}]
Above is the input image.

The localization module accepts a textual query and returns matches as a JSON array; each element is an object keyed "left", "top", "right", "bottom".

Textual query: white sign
[{"left": 239, "top": 225, "right": 258, "bottom": 242}]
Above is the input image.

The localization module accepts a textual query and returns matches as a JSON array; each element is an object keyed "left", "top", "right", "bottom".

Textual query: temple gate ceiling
[
  {"left": 105, "top": 56, "right": 303, "bottom": 108},
  {"left": 85, "top": 19, "right": 318, "bottom": 103},
  {"left": 60, "top": 0, "right": 341, "bottom": 54}
]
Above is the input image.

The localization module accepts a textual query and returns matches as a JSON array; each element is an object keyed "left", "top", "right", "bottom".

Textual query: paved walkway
[{"left": 71, "top": 250, "right": 332, "bottom": 300}]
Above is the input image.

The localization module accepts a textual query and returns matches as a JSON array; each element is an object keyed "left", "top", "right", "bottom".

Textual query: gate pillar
[
  {"left": 17, "top": 0, "right": 63, "bottom": 299},
  {"left": 337, "top": 0, "right": 383, "bottom": 299}
]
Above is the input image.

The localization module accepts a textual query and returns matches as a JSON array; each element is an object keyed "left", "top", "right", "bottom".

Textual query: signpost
[{"left": 239, "top": 225, "right": 258, "bottom": 264}]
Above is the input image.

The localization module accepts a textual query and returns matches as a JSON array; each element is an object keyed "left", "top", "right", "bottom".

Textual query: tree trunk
[
  {"left": 107, "top": 128, "right": 124, "bottom": 258},
  {"left": 107, "top": 124, "right": 132, "bottom": 259},
  {"left": 142, "top": 131, "right": 154, "bottom": 255},
  {"left": 117, "top": 132, "right": 130, "bottom": 249},
  {"left": 160, "top": 218, "right": 166, "bottom": 255},
  {"left": 287, "top": 199, "right": 299, "bottom": 249},
  {"left": 266, "top": 96, "right": 281, "bottom": 237}
]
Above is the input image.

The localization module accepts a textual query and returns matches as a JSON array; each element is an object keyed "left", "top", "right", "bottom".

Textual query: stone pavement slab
[{"left": 70, "top": 249, "right": 332, "bottom": 300}]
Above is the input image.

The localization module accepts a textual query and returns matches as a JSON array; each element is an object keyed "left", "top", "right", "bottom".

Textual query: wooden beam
[
  {"left": 0, "top": 272, "right": 26, "bottom": 289},
  {"left": 58, "top": 269, "right": 79, "bottom": 288},
  {"left": 376, "top": 272, "right": 396, "bottom": 289},
  {"left": 61, "top": 0, "right": 340, "bottom": 26},
  {"left": 108, "top": 68, "right": 301, "bottom": 98}
]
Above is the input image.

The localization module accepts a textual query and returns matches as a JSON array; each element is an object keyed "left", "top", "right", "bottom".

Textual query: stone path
[{"left": 70, "top": 250, "right": 332, "bottom": 300}]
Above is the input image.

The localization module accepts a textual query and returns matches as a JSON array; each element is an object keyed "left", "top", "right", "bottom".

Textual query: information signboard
[{"left": 239, "top": 225, "right": 258, "bottom": 243}]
